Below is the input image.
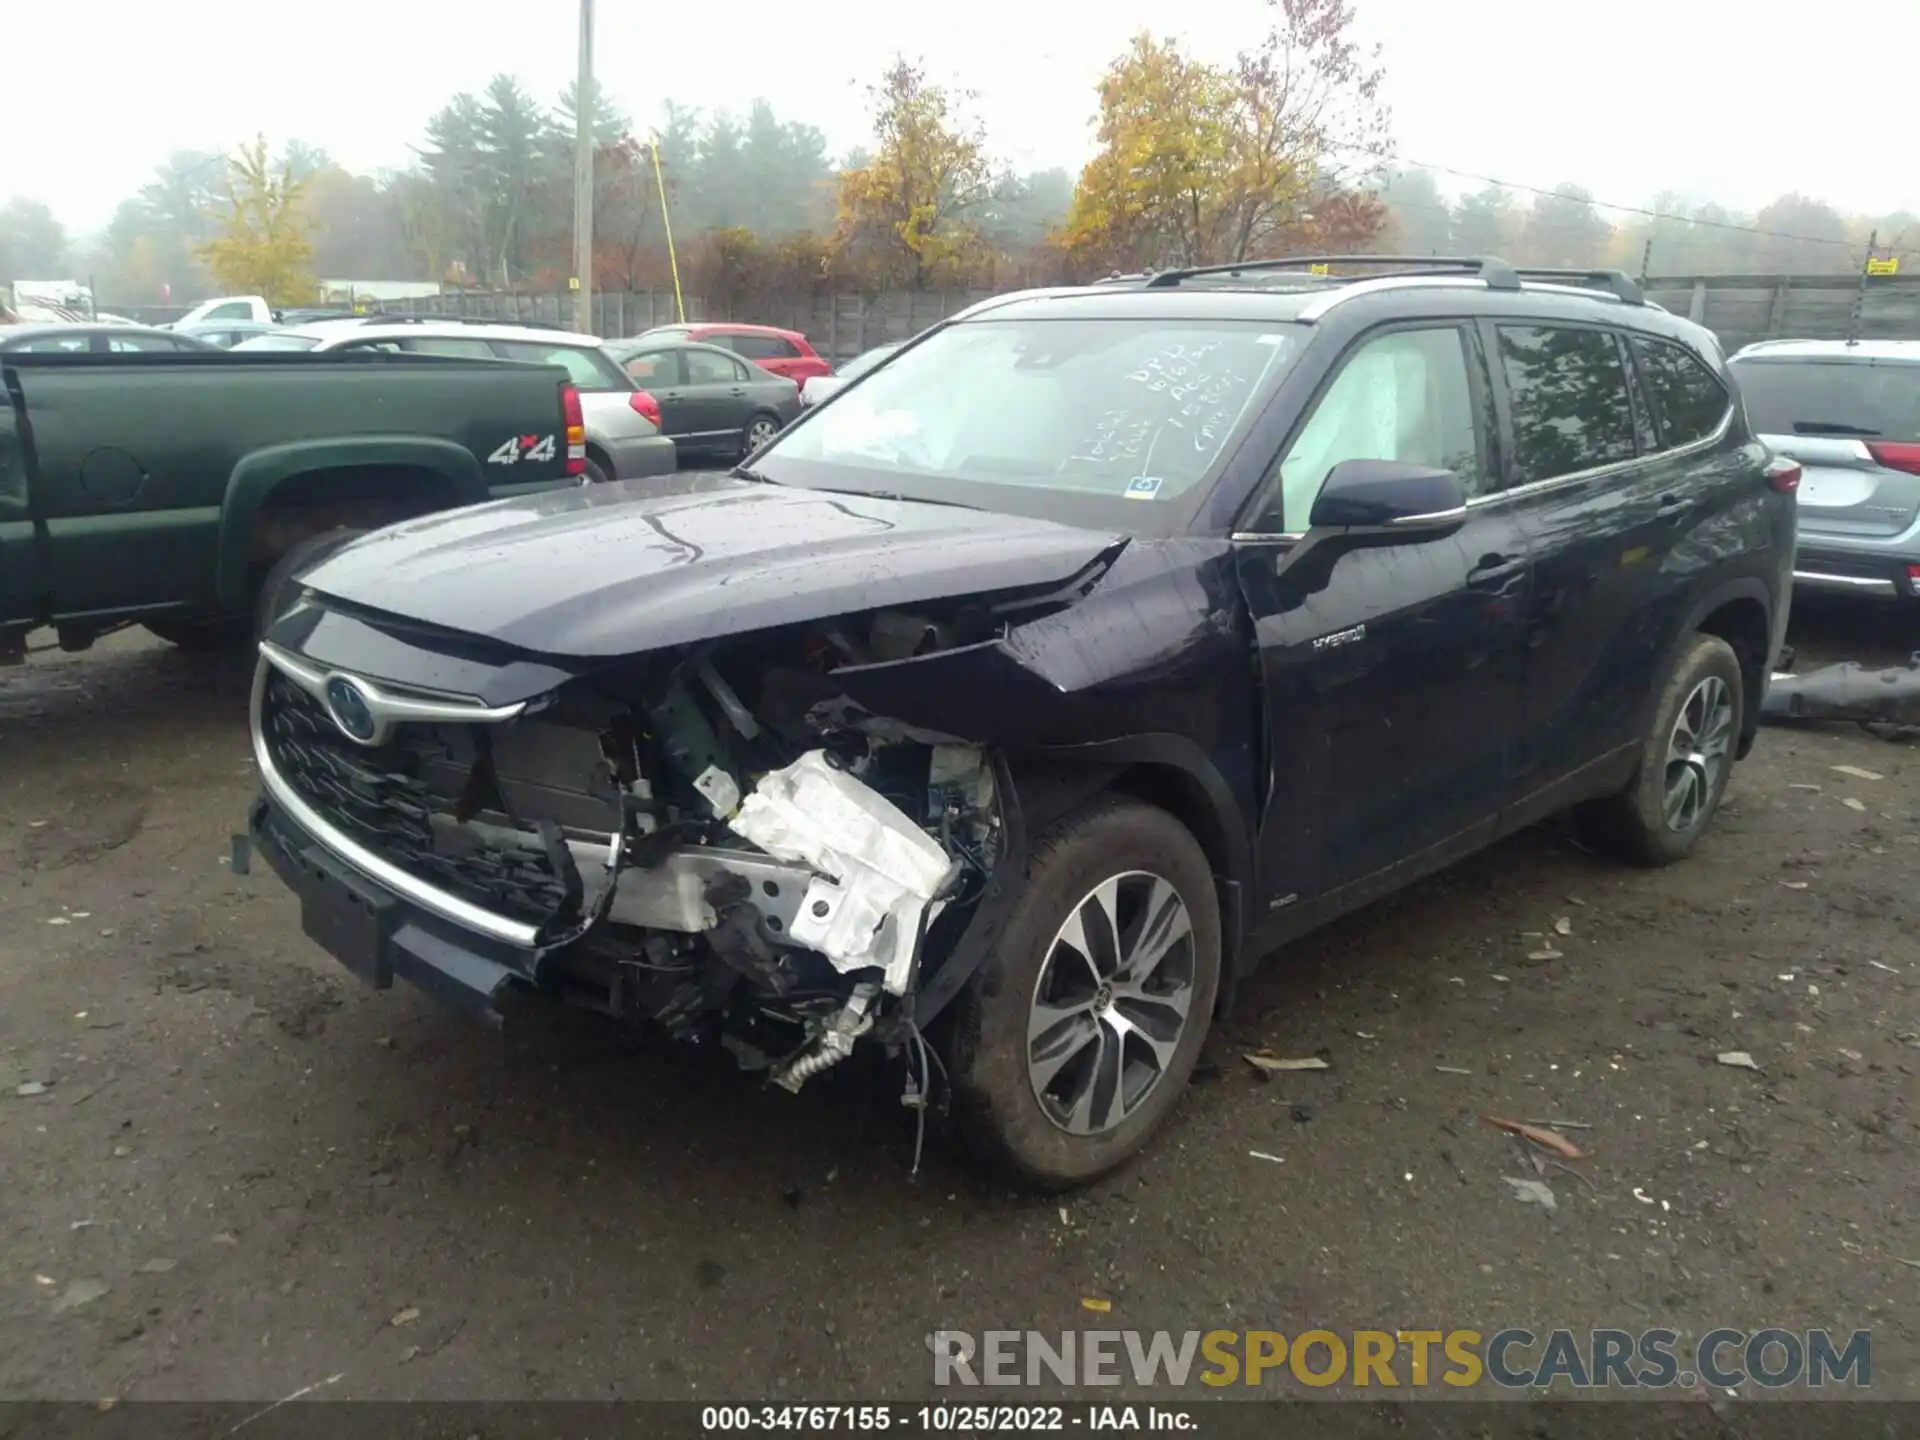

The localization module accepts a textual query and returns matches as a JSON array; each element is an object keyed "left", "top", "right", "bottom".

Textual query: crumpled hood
[{"left": 299, "top": 472, "right": 1128, "bottom": 658}]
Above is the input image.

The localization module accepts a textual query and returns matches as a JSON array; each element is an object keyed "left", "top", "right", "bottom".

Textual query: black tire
[
  {"left": 1577, "top": 632, "right": 1744, "bottom": 867},
  {"left": 945, "top": 796, "right": 1221, "bottom": 1191},
  {"left": 253, "top": 527, "right": 366, "bottom": 647},
  {"left": 143, "top": 618, "right": 246, "bottom": 651},
  {"left": 740, "top": 411, "right": 782, "bottom": 460}
]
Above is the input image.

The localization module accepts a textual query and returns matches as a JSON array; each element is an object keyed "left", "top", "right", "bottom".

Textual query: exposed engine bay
[{"left": 262, "top": 601, "right": 1012, "bottom": 1098}]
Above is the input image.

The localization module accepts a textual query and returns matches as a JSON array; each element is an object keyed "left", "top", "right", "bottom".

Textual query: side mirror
[{"left": 1307, "top": 459, "right": 1467, "bottom": 534}]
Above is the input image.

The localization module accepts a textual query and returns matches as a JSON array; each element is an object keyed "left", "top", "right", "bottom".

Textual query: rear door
[
  {"left": 679, "top": 346, "right": 754, "bottom": 444},
  {"left": 1730, "top": 353, "right": 1920, "bottom": 595},
  {"left": 730, "top": 330, "right": 804, "bottom": 381},
  {"left": 1236, "top": 321, "right": 1530, "bottom": 904},
  {"left": 621, "top": 348, "right": 691, "bottom": 435},
  {"left": 1492, "top": 321, "right": 1729, "bottom": 804}
]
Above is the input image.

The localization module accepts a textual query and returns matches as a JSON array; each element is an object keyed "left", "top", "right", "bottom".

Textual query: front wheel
[
  {"left": 946, "top": 796, "right": 1221, "bottom": 1191},
  {"left": 1578, "top": 632, "right": 1744, "bottom": 866}
]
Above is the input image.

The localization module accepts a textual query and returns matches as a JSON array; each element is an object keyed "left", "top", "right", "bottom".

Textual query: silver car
[
  {"left": 1728, "top": 339, "right": 1920, "bottom": 604},
  {"left": 799, "top": 341, "right": 902, "bottom": 408},
  {"left": 234, "top": 318, "right": 678, "bottom": 483}
]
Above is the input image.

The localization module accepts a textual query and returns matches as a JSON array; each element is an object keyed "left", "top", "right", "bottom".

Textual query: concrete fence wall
[{"left": 1642, "top": 274, "right": 1920, "bottom": 353}]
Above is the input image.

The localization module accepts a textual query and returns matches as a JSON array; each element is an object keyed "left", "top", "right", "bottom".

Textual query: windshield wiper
[
  {"left": 803, "top": 485, "right": 981, "bottom": 511},
  {"left": 1791, "top": 420, "right": 1881, "bottom": 436}
]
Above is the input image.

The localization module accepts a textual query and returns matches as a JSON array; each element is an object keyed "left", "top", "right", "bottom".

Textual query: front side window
[
  {"left": 1497, "top": 325, "right": 1638, "bottom": 483},
  {"left": 107, "top": 334, "right": 180, "bottom": 352},
  {"left": 622, "top": 350, "right": 681, "bottom": 386},
  {"left": 234, "top": 334, "right": 321, "bottom": 351},
  {"left": 1258, "top": 326, "right": 1484, "bottom": 532},
  {"left": 756, "top": 317, "right": 1305, "bottom": 534},
  {"left": 1633, "top": 337, "right": 1730, "bottom": 447},
  {"left": 14, "top": 333, "right": 91, "bottom": 353}
]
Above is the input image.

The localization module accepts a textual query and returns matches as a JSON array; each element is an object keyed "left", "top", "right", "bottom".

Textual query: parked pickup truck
[{"left": 0, "top": 349, "right": 586, "bottom": 661}]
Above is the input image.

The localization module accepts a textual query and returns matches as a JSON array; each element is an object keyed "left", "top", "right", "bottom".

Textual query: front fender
[{"left": 214, "top": 436, "right": 487, "bottom": 610}]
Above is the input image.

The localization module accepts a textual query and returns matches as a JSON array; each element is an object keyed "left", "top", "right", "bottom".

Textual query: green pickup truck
[{"left": 0, "top": 349, "right": 584, "bottom": 661}]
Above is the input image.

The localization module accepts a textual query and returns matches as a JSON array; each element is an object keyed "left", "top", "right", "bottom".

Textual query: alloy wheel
[
  {"left": 1027, "top": 871, "right": 1196, "bottom": 1136},
  {"left": 1663, "top": 675, "right": 1734, "bottom": 832}
]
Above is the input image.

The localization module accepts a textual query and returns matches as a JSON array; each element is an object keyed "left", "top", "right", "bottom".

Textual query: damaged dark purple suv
[{"left": 247, "top": 256, "right": 1795, "bottom": 1190}]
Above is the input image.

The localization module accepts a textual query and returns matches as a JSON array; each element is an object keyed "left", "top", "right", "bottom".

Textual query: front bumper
[
  {"left": 249, "top": 791, "right": 533, "bottom": 1025},
  {"left": 1793, "top": 544, "right": 1920, "bottom": 601},
  {"left": 604, "top": 432, "right": 679, "bottom": 480}
]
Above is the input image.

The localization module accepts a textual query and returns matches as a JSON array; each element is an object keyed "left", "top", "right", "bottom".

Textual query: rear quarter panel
[{"left": 9, "top": 353, "right": 572, "bottom": 624}]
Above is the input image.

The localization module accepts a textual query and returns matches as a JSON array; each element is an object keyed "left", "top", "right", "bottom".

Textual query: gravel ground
[{"left": 1, "top": 599, "right": 1914, "bottom": 1406}]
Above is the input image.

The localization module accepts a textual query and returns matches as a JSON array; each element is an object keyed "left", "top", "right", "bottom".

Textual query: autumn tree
[
  {"left": 1064, "top": 0, "right": 1389, "bottom": 271},
  {"left": 196, "top": 135, "right": 318, "bottom": 303},
  {"left": 834, "top": 59, "right": 995, "bottom": 289}
]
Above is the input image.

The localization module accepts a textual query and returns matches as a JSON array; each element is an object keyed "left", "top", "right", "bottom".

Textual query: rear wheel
[
  {"left": 1578, "top": 632, "right": 1744, "bottom": 866},
  {"left": 253, "top": 527, "right": 366, "bottom": 647},
  {"left": 946, "top": 796, "right": 1221, "bottom": 1191},
  {"left": 583, "top": 455, "right": 612, "bottom": 485},
  {"left": 740, "top": 412, "right": 781, "bottom": 459}
]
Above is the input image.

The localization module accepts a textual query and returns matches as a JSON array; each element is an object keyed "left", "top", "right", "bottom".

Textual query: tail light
[
  {"left": 1909, "top": 563, "right": 1920, "bottom": 597},
  {"left": 561, "top": 384, "right": 586, "bottom": 476},
  {"left": 1866, "top": 441, "right": 1920, "bottom": 476},
  {"left": 1763, "top": 456, "right": 1801, "bottom": 494},
  {"left": 629, "top": 389, "right": 661, "bottom": 426}
]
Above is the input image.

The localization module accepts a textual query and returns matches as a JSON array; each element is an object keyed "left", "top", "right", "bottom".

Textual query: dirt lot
[{"left": 1, "top": 600, "right": 1915, "bottom": 1406}]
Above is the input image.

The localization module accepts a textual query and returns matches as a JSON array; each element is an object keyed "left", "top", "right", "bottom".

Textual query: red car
[{"left": 637, "top": 322, "right": 831, "bottom": 385}]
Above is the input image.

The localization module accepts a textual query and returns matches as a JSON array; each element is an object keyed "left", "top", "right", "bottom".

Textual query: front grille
[{"left": 259, "top": 671, "right": 572, "bottom": 928}]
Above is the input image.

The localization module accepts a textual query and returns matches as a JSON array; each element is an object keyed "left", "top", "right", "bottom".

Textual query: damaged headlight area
[{"left": 256, "top": 605, "right": 1009, "bottom": 1094}]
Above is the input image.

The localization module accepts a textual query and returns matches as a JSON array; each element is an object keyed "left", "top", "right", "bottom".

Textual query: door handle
[
  {"left": 1466, "top": 554, "right": 1524, "bottom": 590},
  {"left": 729, "top": 387, "right": 745, "bottom": 396}
]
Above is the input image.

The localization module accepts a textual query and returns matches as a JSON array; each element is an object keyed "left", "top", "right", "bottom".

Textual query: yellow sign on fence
[{"left": 1865, "top": 256, "right": 1899, "bottom": 276}]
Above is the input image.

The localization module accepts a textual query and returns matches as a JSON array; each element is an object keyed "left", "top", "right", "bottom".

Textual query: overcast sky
[{"left": 9, "top": 0, "right": 1917, "bottom": 234}]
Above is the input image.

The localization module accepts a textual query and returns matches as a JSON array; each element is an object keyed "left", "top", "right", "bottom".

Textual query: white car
[
  {"left": 168, "top": 294, "right": 277, "bottom": 329},
  {"left": 234, "top": 317, "right": 678, "bottom": 481},
  {"left": 800, "top": 341, "right": 902, "bottom": 407}
]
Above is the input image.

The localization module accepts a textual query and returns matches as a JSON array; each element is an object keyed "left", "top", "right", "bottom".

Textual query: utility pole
[
  {"left": 572, "top": 0, "right": 595, "bottom": 336},
  {"left": 1846, "top": 228, "right": 1875, "bottom": 348}
]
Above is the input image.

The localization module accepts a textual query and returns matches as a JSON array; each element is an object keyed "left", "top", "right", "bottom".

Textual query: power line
[{"left": 1367, "top": 149, "right": 1917, "bottom": 257}]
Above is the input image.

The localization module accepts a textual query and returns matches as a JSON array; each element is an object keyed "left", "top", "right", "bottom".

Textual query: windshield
[
  {"left": 1732, "top": 357, "right": 1920, "bottom": 440},
  {"left": 755, "top": 317, "right": 1304, "bottom": 532},
  {"left": 233, "top": 334, "right": 321, "bottom": 351}
]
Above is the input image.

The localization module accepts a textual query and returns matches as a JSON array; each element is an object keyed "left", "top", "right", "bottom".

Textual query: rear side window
[
  {"left": 731, "top": 332, "right": 799, "bottom": 360},
  {"left": 234, "top": 334, "right": 321, "bottom": 351},
  {"left": 492, "top": 340, "right": 629, "bottom": 391},
  {"left": 1729, "top": 357, "right": 1920, "bottom": 442},
  {"left": 406, "top": 337, "right": 498, "bottom": 359},
  {"left": 1496, "top": 325, "right": 1637, "bottom": 483},
  {"left": 1632, "top": 338, "right": 1729, "bottom": 447}
]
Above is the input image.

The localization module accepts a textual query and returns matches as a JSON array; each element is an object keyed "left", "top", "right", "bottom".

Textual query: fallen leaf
[
  {"left": 1831, "top": 765, "right": 1883, "bottom": 782},
  {"left": 1503, "top": 1177, "right": 1557, "bottom": 1214},
  {"left": 52, "top": 1279, "right": 108, "bottom": 1313},
  {"left": 1553, "top": 917, "right": 1573, "bottom": 936},
  {"left": 1868, "top": 961, "right": 1900, "bottom": 974},
  {"left": 1527, "top": 948, "right": 1563, "bottom": 962},
  {"left": 1243, "top": 1053, "right": 1329, "bottom": 1074},
  {"left": 1483, "top": 1115, "right": 1586, "bottom": 1160},
  {"left": 14, "top": 1081, "right": 49, "bottom": 1098},
  {"left": 46, "top": 917, "right": 70, "bottom": 927},
  {"left": 1080, "top": 1297, "right": 1111, "bottom": 1314},
  {"left": 1716, "top": 1051, "right": 1761, "bottom": 1071},
  {"left": 135, "top": 1259, "right": 177, "bottom": 1275},
  {"left": 1840, "top": 797, "right": 1867, "bottom": 812},
  {"left": 1434, "top": 1065, "right": 1473, "bottom": 1076},
  {"left": 390, "top": 1307, "right": 421, "bottom": 1328},
  {"left": 1779, "top": 880, "right": 1810, "bottom": 890},
  {"left": 34, "top": 1275, "right": 55, "bottom": 1287},
  {"left": 1247, "top": 1150, "right": 1286, "bottom": 1165},
  {"left": 1787, "top": 782, "right": 1822, "bottom": 791}
]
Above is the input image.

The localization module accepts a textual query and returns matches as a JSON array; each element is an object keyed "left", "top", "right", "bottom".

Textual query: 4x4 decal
[{"left": 486, "top": 433, "right": 557, "bottom": 465}]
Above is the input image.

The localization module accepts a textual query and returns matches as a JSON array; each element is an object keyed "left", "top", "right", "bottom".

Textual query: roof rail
[
  {"left": 359, "top": 312, "right": 570, "bottom": 331},
  {"left": 1511, "top": 268, "right": 1644, "bottom": 305},
  {"left": 1141, "top": 255, "right": 1522, "bottom": 290}
]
